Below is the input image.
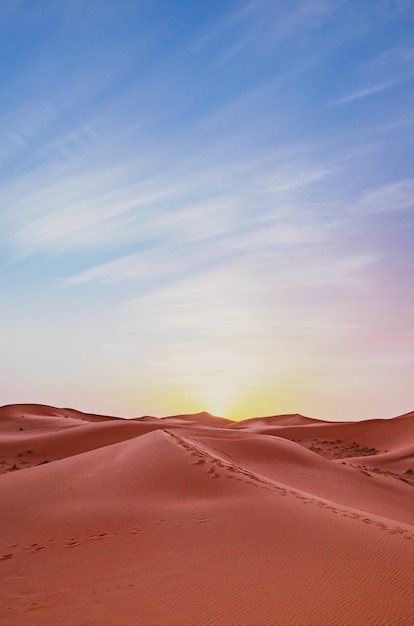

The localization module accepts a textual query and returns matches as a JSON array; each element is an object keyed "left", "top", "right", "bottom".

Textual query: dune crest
[{"left": 1, "top": 403, "right": 413, "bottom": 625}]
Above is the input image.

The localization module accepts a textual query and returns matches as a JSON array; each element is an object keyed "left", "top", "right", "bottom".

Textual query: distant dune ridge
[{"left": 0, "top": 404, "right": 413, "bottom": 625}]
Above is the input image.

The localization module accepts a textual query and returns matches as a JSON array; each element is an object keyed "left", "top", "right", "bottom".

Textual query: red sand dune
[{"left": 0, "top": 405, "right": 413, "bottom": 625}]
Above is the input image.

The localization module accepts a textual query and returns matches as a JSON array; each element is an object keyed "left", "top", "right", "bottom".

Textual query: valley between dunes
[{"left": 1, "top": 404, "right": 413, "bottom": 625}]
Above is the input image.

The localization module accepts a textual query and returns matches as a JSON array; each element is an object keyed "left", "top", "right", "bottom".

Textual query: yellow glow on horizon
[
  {"left": 111, "top": 347, "right": 326, "bottom": 421},
  {"left": 152, "top": 350, "right": 234, "bottom": 417}
]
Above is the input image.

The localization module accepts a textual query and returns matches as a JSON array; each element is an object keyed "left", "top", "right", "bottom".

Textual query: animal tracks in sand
[
  {"left": 0, "top": 532, "right": 118, "bottom": 559},
  {"left": 165, "top": 430, "right": 414, "bottom": 542},
  {"left": 0, "top": 513, "right": 217, "bottom": 563},
  {"left": 1, "top": 430, "right": 413, "bottom": 563},
  {"left": 167, "top": 429, "right": 276, "bottom": 493},
  {"left": 1, "top": 503, "right": 412, "bottom": 566},
  {"left": 191, "top": 513, "right": 211, "bottom": 524},
  {"left": 0, "top": 519, "right": 412, "bottom": 574}
]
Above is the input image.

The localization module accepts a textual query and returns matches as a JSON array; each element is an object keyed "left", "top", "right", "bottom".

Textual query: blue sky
[{"left": 1, "top": 0, "right": 414, "bottom": 420}]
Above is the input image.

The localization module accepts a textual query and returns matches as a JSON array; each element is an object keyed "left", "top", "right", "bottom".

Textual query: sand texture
[{"left": 0, "top": 404, "right": 413, "bottom": 625}]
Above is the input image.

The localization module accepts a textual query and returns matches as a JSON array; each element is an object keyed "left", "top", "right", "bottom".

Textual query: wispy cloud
[
  {"left": 331, "top": 44, "right": 414, "bottom": 106},
  {"left": 55, "top": 154, "right": 335, "bottom": 292},
  {"left": 61, "top": 218, "right": 323, "bottom": 289},
  {"left": 192, "top": 0, "right": 336, "bottom": 66},
  {"left": 359, "top": 44, "right": 414, "bottom": 81},
  {"left": 119, "top": 248, "right": 379, "bottom": 398},
  {"left": 331, "top": 80, "right": 398, "bottom": 105},
  {"left": 1, "top": 111, "right": 335, "bottom": 260},
  {"left": 355, "top": 179, "right": 414, "bottom": 213}
]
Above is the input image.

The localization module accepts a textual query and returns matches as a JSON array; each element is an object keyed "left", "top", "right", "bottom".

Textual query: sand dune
[
  {"left": 230, "top": 412, "right": 325, "bottom": 427},
  {"left": 0, "top": 405, "right": 413, "bottom": 625},
  {"left": 160, "top": 410, "right": 234, "bottom": 427}
]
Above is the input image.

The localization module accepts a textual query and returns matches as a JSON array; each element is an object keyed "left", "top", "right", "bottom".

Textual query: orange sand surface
[{"left": 0, "top": 404, "right": 413, "bottom": 625}]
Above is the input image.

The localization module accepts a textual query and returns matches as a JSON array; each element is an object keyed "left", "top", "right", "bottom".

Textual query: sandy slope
[{"left": 0, "top": 405, "right": 413, "bottom": 625}]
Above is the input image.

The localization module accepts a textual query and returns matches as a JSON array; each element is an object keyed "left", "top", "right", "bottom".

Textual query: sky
[{"left": 1, "top": 0, "right": 413, "bottom": 421}]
